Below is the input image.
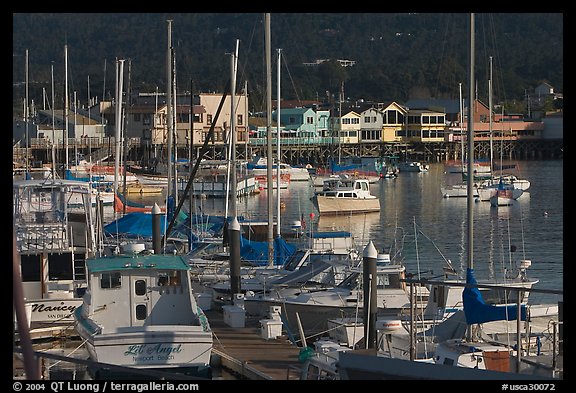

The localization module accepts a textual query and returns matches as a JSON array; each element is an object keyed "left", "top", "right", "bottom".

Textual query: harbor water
[
  {"left": 45, "top": 159, "right": 561, "bottom": 380},
  {"left": 128, "top": 159, "right": 563, "bottom": 305}
]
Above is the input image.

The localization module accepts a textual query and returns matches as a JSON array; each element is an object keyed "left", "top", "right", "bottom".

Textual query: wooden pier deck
[{"left": 205, "top": 309, "right": 304, "bottom": 380}]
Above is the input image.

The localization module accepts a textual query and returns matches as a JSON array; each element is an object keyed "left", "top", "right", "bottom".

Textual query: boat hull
[
  {"left": 478, "top": 186, "right": 523, "bottom": 202},
  {"left": 25, "top": 297, "right": 82, "bottom": 324},
  {"left": 75, "top": 318, "right": 213, "bottom": 371},
  {"left": 245, "top": 290, "right": 409, "bottom": 337},
  {"left": 314, "top": 196, "right": 380, "bottom": 215}
]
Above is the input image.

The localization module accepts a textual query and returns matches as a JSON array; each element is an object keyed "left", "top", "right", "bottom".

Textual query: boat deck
[{"left": 205, "top": 309, "right": 303, "bottom": 380}]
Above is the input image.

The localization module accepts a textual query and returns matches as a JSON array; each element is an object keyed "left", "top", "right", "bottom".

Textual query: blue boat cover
[
  {"left": 103, "top": 211, "right": 188, "bottom": 239},
  {"left": 463, "top": 268, "right": 527, "bottom": 325},
  {"left": 329, "top": 159, "right": 362, "bottom": 173},
  {"left": 240, "top": 235, "right": 296, "bottom": 266}
]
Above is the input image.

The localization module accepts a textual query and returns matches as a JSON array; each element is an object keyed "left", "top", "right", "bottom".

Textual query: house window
[
  {"left": 307, "top": 116, "right": 314, "bottom": 124},
  {"left": 143, "top": 114, "right": 151, "bottom": 126},
  {"left": 237, "top": 114, "right": 243, "bottom": 125},
  {"left": 101, "top": 272, "right": 122, "bottom": 289},
  {"left": 386, "top": 110, "right": 398, "bottom": 124},
  {"left": 207, "top": 114, "right": 212, "bottom": 125},
  {"left": 178, "top": 113, "right": 188, "bottom": 123},
  {"left": 364, "top": 116, "right": 371, "bottom": 123}
]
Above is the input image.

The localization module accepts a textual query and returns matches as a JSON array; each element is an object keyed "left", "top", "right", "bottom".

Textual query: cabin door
[{"left": 131, "top": 275, "right": 151, "bottom": 326}]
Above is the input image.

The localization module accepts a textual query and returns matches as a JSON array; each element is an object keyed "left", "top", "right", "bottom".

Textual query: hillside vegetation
[{"left": 13, "top": 13, "right": 563, "bottom": 114}]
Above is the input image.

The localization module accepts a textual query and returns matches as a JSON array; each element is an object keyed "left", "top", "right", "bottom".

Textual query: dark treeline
[{"left": 13, "top": 13, "right": 563, "bottom": 115}]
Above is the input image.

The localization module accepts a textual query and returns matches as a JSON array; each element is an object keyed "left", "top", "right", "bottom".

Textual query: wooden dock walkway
[{"left": 205, "top": 309, "right": 304, "bottom": 380}]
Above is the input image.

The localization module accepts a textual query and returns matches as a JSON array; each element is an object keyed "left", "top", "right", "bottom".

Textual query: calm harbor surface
[
  {"left": 129, "top": 159, "right": 563, "bottom": 305},
  {"left": 41, "top": 159, "right": 561, "bottom": 380}
]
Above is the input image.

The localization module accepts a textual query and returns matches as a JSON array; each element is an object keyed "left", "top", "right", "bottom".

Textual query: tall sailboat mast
[
  {"left": 64, "top": 44, "right": 69, "bottom": 174},
  {"left": 166, "top": 19, "right": 174, "bottom": 200},
  {"left": 466, "top": 13, "right": 475, "bottom": 272},
  {"left": 265, "top": 13, "right": 274, "bottom": 267},
  {"left": 229, "top": 39, "right": 240, "bottom": 218},
  {"left": 51, "top": 63, "right": 56, "bottom": 178},
  {"left": 276, "top": 48, "right": 282, "bottom": 237},
  {"left": 458, "top": 82, "right": 464, "bottom": 171},
  {"left": 489, "top": 55, "right": 494, "bottom": 177},
  {"left": 25, "top": 49, "right": 30, "bottom": 178},
  {"left": 113, "top": 59, "right": 125, "bottom": 206},
  {"left": 172, "top": 47, "right": 178, "bottom": 207}
]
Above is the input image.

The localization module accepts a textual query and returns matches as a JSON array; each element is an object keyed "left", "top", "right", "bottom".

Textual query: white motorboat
[
  {"left": 13, "top": 179, "right": 97, "bottom": 326},
  {"left": 248, "top": 156, "right": 311, "bottom": 181},
  {"left": 247, "top": 256, "right": 429, "bottom": 337},
  {"left": 398, "top": 161, "right": 429, "bottom": 173},
  {"left": 73, "top": 253, "right": 213, "bottom": 379},
  {"left": 312, "top": 177, "right": 380, "bottom": 215}
]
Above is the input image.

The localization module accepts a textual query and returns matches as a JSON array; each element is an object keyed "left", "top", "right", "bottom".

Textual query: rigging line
[
  {"left": 519, "top": 202, "right": 527, "bottom": 261},
  {"left": 506, "top": 214, "right": 513, "bottom": 278},
  {"left": 413, "top": 217, "right": 422, "bottom": 280},
  {"left": 235, "top": 14, "right": 259, "bottom": 90},
  {"left": 415, "top": 225, "right": 454, "bottom": 270},
  {"left": 433, "top": 13, "right": 454, "bottom": 99},
  {"left": 486, "top": 14, "right": 508, "bottom": 105},
  {"left": 45, "top": 334, "right": 92, "bottom": 370},
  {"left": 280, "top": 52, "right": 302, "bottom": 105}
]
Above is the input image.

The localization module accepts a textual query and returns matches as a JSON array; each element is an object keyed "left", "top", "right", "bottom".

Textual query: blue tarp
[
  {"left": 240, "top": 235, "right": 296, "bottom": 266},
  {"left": 329, "top": 159, "right": 362, "bottom": 173},
  {"left": 104, "top": 211, "right": 188, "bottom": 239},
  {"left": 462, "top": 268, "right": 527, "bottom": 325}
]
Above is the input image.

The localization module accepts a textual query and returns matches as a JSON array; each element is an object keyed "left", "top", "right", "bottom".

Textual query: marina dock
[{"left": 205, "top": 309, "right": 303, "bottom": 380}]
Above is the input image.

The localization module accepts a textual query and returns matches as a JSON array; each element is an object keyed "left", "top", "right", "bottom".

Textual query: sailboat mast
[
  {"left": 64, "top": 44, "right": 69, "bottom": 174},
  {"left": 166, "top": 19, "right": 174, "bottom": 199},
  {"left": 489, "top": 56, "right": 494, "bottom": 177},
  {"left": 172, "top": 49, "right": 178, "bottom": 207},
  {"left": 265, "top": 13, "right": 274, "bottom": 267},
  {"left": 25, "top": 49, "right": 29, "bottom": 178},
  {"left": 466, "top": 13, "right": 475, "bottom": 270},
  {"left": 276, "top": 48, "right": 282, "bottom": 237},
  {"left": 113, "top": 59, "right": 125, "bottom": 205},
  {"left": 51, "top": 63, "right": 56, "bottom": 178},
  {"left": 458, "top": 82, "right": 464, "bottom": 169},
  {"left": 230, "top": 39, "right": 239, "bottom": 218}
]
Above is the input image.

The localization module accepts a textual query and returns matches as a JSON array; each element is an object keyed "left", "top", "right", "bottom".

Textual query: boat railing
[{"left": 15, "top": 222, "right": 70, "bottom": 253}]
